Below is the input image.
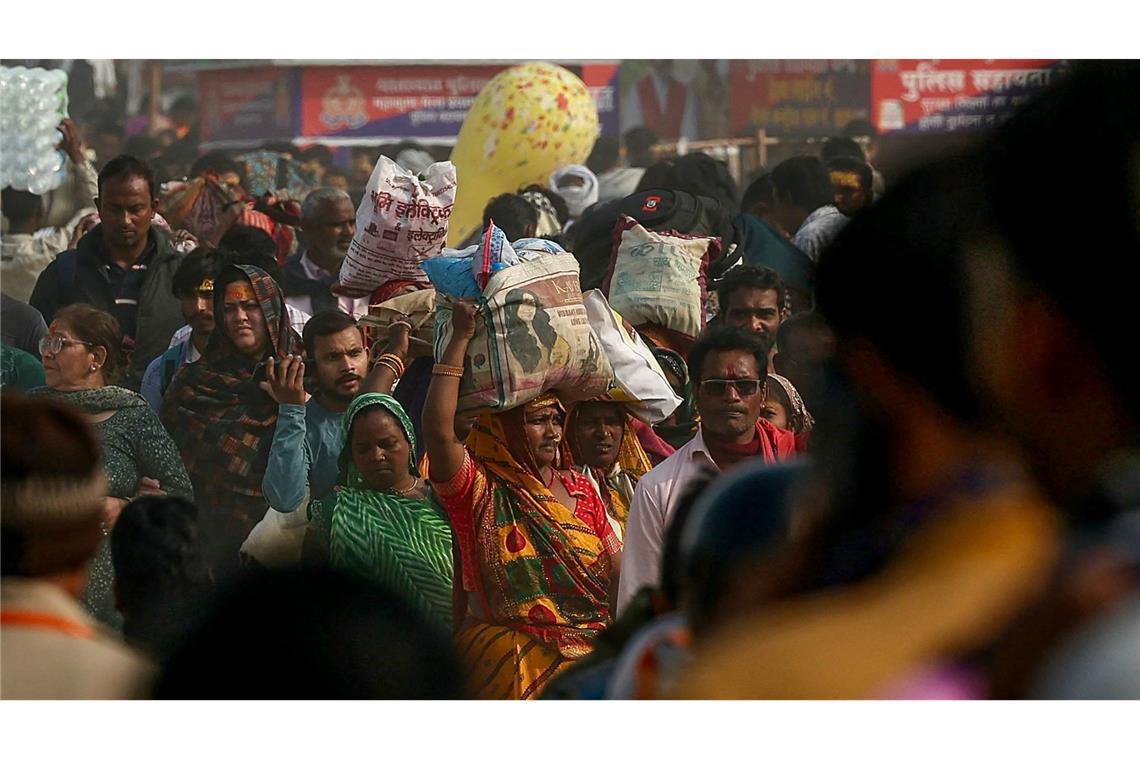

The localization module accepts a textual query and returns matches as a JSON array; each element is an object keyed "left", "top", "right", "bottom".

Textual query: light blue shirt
[
  {"left": 140, "top": 340, "right": 198, "bottom": 412},
  {"left": 262, "top": 399, "right": 344, "bottom": 513},
  {"left": 794, "top": 205, "right": 849, "bottom": 263}
]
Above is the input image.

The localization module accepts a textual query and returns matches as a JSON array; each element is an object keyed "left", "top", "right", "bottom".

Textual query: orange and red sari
[{"left": 434, "top": 396, "right": 619, "bottom": 699}]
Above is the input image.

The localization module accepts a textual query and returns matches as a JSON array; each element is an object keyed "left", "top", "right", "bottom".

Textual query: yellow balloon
[{"left": 447, "top": 62, "right": 600, "bottom": 247}]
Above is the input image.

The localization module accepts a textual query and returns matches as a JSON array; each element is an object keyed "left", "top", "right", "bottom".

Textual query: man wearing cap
[{"left": 1, "top": 394, "right": 153, "bottom": 699}]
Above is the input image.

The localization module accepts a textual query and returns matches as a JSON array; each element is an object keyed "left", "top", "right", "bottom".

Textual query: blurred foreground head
[
  {"left": 964, "top": 61, "right": 1140, "bottom": 507},
  {"left": 1, "top": 393, "right": 106, "bottom": 579},
  {"left": 153, "top": 566, "right": 464, "bottom": 699}
]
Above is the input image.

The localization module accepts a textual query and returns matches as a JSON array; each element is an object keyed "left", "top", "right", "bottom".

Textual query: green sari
[{"left": 310, "top": 393, "right": 454, "bottom": 631}]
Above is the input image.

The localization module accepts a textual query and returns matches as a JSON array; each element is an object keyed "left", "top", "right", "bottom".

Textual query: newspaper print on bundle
[
  {"left": 339, "top": 155, "right": 458, "bottom": 297},
  {"left": 435, "top": 253, "right": 615, "bottom": 414}
]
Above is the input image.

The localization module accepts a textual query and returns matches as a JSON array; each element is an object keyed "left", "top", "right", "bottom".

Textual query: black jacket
[
  {"left": 29, "top": 224, "right": 184, "bottom": 390},
  {"left": 278, "top": 252, "right": 339, "bottom": 315}
]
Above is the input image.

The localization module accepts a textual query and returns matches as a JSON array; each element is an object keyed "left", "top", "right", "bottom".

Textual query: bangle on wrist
[
  {"left": 375, "top": 356, "right": 405, "bottom": 379},
  {"left": 432, "top": 363, "right": 465, "bottom": 378},
  {"left": 375, "top": 353, "right": 406, "bottom": 376}
]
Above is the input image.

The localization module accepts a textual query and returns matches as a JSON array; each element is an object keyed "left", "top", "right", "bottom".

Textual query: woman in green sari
[{"left": 309, "top": 393, "right": 454, "bottom": 631}]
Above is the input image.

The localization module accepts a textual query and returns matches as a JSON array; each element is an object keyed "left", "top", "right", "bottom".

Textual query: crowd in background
[{"left": 1, "top": 61, "right": 1137, "bottom": 701}]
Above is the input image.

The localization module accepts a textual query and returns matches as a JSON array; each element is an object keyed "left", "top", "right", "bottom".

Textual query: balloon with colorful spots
[{"left": 447, "top": 62, "right": 600, "bottom": 247}]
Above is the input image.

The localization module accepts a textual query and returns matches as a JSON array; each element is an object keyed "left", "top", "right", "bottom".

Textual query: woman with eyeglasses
[{"left": 31, "top": 303, "right": 193, "bottom": 630}]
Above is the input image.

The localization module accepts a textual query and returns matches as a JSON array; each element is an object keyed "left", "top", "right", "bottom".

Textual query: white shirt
[
  {"left": 284, "top": 252, "right": 370, "bottom": 319},
  {"left": 1, "top": 160, "right": 99, "bottom": 302},
  {"left": 616, "top": 429, "right": 719, "bottom": 614}
]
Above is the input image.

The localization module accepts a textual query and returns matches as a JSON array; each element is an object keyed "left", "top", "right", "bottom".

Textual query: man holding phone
[{"left": 259, "top": 312, "right": 407, "bottom": 514}]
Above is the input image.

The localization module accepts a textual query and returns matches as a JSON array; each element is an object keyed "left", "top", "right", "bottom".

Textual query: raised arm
[
  {"left": 423, "top": 301, "right": 479, "bottom": 485},
  {"left": 58, "top": 119, "right": 98, "bottom": 211},
  {"left": 360, "top": 321, "right": 412, "bottom": 396},
  {"left": 259, "top": 354, "right": 312, "bottom": 513}
]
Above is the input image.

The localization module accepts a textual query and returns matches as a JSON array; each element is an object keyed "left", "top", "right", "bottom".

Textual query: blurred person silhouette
[
  {"left": 589, "top": 135, "right": 641, "bottom": 202},
  {"left": 110, "top": 495, "right": 211, "bottom": 659},
  {"left": 675, "top": 154, "right": 1064, "bottom": 699},
  {"left": 2, "top": 293, "right": 49, "bottom": 356},
  {"left": 1, "top": 393, "right": 153, "bottom": 699},
  {"left": 734, "top": 172, "right": 815, "bottom": 314},
  {"left": 772, "top": 311, "right": 835, "bottom": 413},
  {"left": 826, "top": 156, "right": 874, "bottom": 218},
  {"left": 481, "top": 193, "right": 539, "bottom": 242},
  {"left": 769, "top": 155, "right": 849, "bottom": 264},
  {"left": 605, "top": 461, "right": 807, "bottom": 699},
  {"left": 841, "top": 119, "right": 886, "bottom": 199},
  {"left": 959, "top": 61, "right": 1140, "bottom": 699},
  {"left": 624, "top": 126, "right": 658, "bottom": 169},
  {"left": 819, "top": 136, "right": 866, "bottom": 164},
  {"left": 152, "top": 565, "right": 464, "bottom": 699}
]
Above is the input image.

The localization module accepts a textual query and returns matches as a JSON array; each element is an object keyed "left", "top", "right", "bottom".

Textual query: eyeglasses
[
  {"left": 38, "top": 335, "right": 94, "bottom": 356},
  {"left": 699, "top": 378, "right": 764, "bottom": 398}
]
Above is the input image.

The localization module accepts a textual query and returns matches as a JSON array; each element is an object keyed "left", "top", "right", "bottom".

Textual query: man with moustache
[
  {"left": 616, "top": 325, "right": 797, "bottom": 614},
  {"left": 280, "top": 188, "right": 369, "bottom": 319},
  {"left": 260, "top": 311, "right": 372, "bottom": 513},
  {"left": 29, "top": 155, "right": 184, "bottom": 390}
]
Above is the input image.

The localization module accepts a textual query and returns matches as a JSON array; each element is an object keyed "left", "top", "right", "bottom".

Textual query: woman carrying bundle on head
[{"left": 422, "top": 302, "right": 622, "bottom": 700}]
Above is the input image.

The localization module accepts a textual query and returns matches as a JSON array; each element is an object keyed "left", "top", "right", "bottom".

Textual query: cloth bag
[
  {"left": 159, "top": 177, "right": 244, "bottom": 246},
  {"left": 434, "top": 252, "right": 614, "bottom": 413},
  {"left": 602, "top": 214, "right": 720, "bottom": 351},
  {"left": 359, "top": 287, "right": 437, "bottom": 349},
  {"left": 338, "top": 156, "right": 457, "bottom": 297},
  {"left": 581, "top": 289, "right": 682, "bottom": 424},
  {"left": 239, "top": 505, "right": 311, "bottom": 568}
]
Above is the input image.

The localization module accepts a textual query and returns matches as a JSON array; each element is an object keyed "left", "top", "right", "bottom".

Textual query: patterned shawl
[
  {"left": 32, "top": 384, "right": 149, "bottom": 415},
  {"left": 161, "top": 266, "right": 301, "bottom": 534},
  {"left": 313, "top": 393, "right": 454, "bottom": 631},
  {"left": 766, "top": 373, "right": 815, "bottom": 435},
  {"left": 565, "top": 401, "right": 653, "bottom": 531},
  {"left": 441, "top": 393, "right": 613, "bottom": 659}
]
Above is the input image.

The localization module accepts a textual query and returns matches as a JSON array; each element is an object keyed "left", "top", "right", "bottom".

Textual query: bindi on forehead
[
  {"left": 709, "top": 351, "right": 761, "bottom": 380},
  {"left": 224, "top": 282, "right": 256, "bottom": 302}
]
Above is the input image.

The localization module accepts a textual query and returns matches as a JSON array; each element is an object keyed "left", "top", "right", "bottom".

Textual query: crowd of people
[{"left": 0, "top": 61, "right": 1137, "bottom": 701}]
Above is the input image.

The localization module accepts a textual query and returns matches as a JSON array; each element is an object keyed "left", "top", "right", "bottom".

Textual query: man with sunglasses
[{"left": 616, "top": 325, "right": 796, "bottom": 614}]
